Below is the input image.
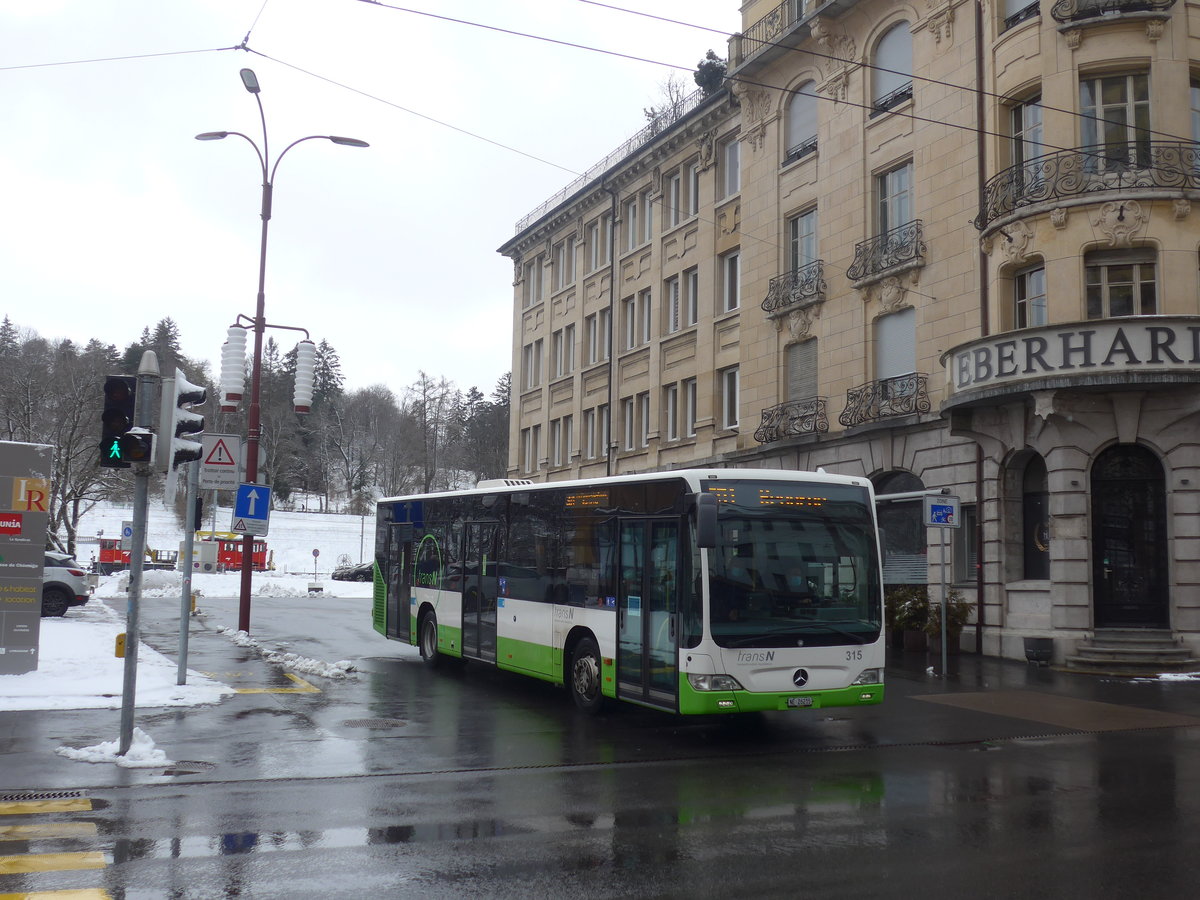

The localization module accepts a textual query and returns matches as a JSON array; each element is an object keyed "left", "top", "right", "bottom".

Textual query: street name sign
[
  {"left": 200, "top": 434, "right": 241, "bottom": 491},
  {"left": 231, "top": 482, "right": 272, "bottom": 536}
]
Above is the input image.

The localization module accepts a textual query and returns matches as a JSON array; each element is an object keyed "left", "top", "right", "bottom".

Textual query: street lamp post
[{"left": 197, "top": 68, "right": 367, "bottom": 633}]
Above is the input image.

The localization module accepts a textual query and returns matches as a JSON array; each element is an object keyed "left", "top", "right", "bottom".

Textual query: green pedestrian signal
[{"left": 99, "top": 375, "right": 137, "bottom": 469}]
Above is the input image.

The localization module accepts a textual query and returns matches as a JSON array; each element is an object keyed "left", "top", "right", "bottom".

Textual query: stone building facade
[{"left": 498, "top": 0, "right": 1200, "bottom": 668}]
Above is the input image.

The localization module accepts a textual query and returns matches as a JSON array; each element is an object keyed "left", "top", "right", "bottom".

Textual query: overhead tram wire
[
  {"left": 577, "top": 0, "right": 1198, "bottom": 147},
  {"left": 0, "top": 45, "right": 240, "bottom": 72}
]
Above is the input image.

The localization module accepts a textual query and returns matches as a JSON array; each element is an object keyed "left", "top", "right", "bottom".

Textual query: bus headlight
[
  {"left": 687, "top": 673, "right": 744, "bottom": 692},
  {"left": 851, "top": 668, "right": 883, "bottom": 686}
]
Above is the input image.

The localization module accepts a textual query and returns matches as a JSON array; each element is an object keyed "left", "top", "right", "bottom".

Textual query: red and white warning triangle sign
[{"left": 205, "top": 438, "right": 237, "bottom": 466}]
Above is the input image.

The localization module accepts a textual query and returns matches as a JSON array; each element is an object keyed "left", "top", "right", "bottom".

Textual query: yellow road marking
[
  {"left": 234, "top": 673, "right": 321, "bottom": 694},
  {"left": 0, "top": 800, "right": 91, "bottom": 816},
  {"left": 0, "top": 851, "right": 106, "bottom": 874},
  {"left": 0, "top": 891, "right": 113, "bottom": 899},
  {"left": 0, "top": 823, "right": 97, "bottom": 840}
]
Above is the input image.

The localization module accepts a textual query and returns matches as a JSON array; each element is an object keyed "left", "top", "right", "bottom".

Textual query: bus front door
[
  {"left": 617, "top": 518, "right": 679, "bottom": 711},
  {"left": 387, "top": 524, "right": 412, "bottom": 642},
  {"left": 463, "top": 522, "right": 499, "bottom": 663}
]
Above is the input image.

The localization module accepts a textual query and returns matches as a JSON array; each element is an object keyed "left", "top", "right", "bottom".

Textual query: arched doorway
[{"left": 1091, "top": 445, "right": 1169, "bottom": 628}]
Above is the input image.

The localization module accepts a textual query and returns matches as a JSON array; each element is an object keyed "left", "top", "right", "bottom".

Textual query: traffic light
[
  {"left": 160, "top": 368, "right": 207, "bottom": 505},
  {"left": 100, "top": 375, "right": 136, "bottom": 468},
  {"left": 119, "top": 430, "right": 155, "bottom": 464}
]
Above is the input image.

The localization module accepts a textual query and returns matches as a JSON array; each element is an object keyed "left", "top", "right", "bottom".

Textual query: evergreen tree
[{"left": 0, "top": 316, "right": 18, "bottom": 358}]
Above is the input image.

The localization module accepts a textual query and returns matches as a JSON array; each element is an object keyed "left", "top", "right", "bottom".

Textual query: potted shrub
[
  {"left": 886, "top": 585, "right": 930, "bottom": 651},
  {"left": 924, "top": 589, "right": 974, "bottom": 653}
]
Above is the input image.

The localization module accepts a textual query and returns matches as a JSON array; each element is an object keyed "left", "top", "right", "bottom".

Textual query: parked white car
[{"left": 42, "top": 551, "right": 92, "bottom": 617}]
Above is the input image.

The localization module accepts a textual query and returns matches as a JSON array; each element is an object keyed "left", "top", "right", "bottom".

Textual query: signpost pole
[
  {"left": 940, "top": 525, "right": 949, "bottom": 676},
  {"left": 177, "top": 459, "right": 200, "bottom": 685}
]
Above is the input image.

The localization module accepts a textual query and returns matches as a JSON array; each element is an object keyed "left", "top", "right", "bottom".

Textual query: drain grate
[
  {"left": 162, "top": 761, "right": 218, "bottom": 777},
  {"left": 343, "top": 718, "right": 408, "bottom": 729},
  {"left": 0, "top": 789, "right": 90, "bottom": 802}
]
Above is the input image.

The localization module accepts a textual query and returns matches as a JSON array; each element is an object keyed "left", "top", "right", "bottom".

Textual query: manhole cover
[{"left": 342, "top": 718, "right": 407, "bottom": 729}]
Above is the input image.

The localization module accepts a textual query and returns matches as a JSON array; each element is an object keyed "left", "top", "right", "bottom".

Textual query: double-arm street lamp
[{"left": 197, "top": 68, "right": 368, "bottom": 633}]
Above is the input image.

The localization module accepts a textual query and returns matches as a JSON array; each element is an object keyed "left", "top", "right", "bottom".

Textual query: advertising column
[{"left": 0, "top": 441, "right": 53, "bottom": 675}]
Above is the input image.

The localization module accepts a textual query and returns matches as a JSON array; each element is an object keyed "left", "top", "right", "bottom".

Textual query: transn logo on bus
[{"left": 737, "top": 650, "right": 775, "bottom": 664}]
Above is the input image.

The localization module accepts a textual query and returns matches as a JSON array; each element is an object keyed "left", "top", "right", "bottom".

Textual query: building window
[
  {"left": 598, "top": 403, "right": 609, "bottom": 457},
  {"left": 1192, "top": 79, "right": 1200, "bottom": 144},
  {"left": 953, "top": 504, "right": 980, "bottom": 584},
  {"left": 683, "top": 378, "right": 697, "bottom": 437},
  {"left": 1080, "top": 73, "right": 1150, "bottom": 171},
  {"left": 666, "top": 171, "right": 682, "bottom": 228},
  {"left": 522, "top": 254, "right": 545, "bottom": 308},
  {"left": 521, "top": 425, "right": 541, "bottom": 474},
  {"left": 550, "top": 418, "right": 563, "bottom": 467},
  {"left": 1022, "top": 455, "right": 1049, "bottom": 580},
  {"left": 687, "top": 162, "right": 700, "bottom": 216},
  {"left": 621, "top": 398, "right": 635, "bottom": 451},
  {"left": 872, "top": 22, "right": 913, "bottom": 114},
  {"left": 877, "top": 161, "right": 913, "bottom": 235},
  {"left": 638, "top": 392, "right": 650, "bottom": 448},
  {"left": 624, "top": 196, "right": 640, "bottom": 252},
  {"left": 720, "top": 251, "right": 740, "bottom": 313},
  {"left": 1085, "top": 250, "right": 1157, "bottom": 319},
  {"left": 586, "top": 215, "right": 611, "bottom": 272},
  {"left": 719, "top": 366, "right": 739, "bottom": 430},
  {"left": 1003, "top": 0, "right": 1039, "bottom": 31},
  {"left": 684, "top": 267, "right": 699, "bottom": 326},
  {"left": 719, "top": 135, "right": 740, "bottom": 199},
  {"left": 621, "top": 296, "right": 637, "bottom": 351},
  {"left": 1014, "top": 264, "right": 1047, "bottom": 329},
  {"left": 639, "top": 288, "right": 652, "bottom": 345},
  {"left": 583, "top": 408, "right": 596, "bottom": 460},
  {"left": 665, "top": 275, "right": 682, "bottom": 333},
  {"left": 521, "top": 338, "right": 543, "bottom": 390},
  {"left": 552, "top": 236, "right": 576, "bottom": 291},
  {"left": 875, "top": 308, "right": 916, "bottom": 381},
  {"left": 552, "top": 324, "right": 575, "bottom": 378},
  {"left": 785, "top": 83, "right": 818, "bottom": 162},
  {"left": 787, "top": 208, "right": 818, "bottom": 272},
  {"left": 586, "top": 309, "right": 611, "bottom": 364},
  {"left": 786, "top": 339, "right": 818, "bottom": 401},
  {"left": 1010, "top": 95, "right": 1044, "bottom": 171},
  {"left": 664, "top": 384, "right": 680, "bottom": 441}
]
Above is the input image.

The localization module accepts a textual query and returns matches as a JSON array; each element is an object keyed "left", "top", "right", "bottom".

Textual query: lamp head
[
  {"left": 240, "top": 68, "right": 261, "bottom": 94},
  {"left": 329, "top": 136, "right": 370, "bottom": 148},
  {"left": 195, "top": 131, "right": 229, "bottom": 141}
]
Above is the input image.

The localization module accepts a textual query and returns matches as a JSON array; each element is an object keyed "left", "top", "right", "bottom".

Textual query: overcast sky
[{"left": 0, "top": 0, "right": 739, "bottom": 396}]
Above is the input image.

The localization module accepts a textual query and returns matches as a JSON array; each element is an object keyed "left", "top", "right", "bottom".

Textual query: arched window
[
  {"left": 1021, "top": 455, "right": 1049, "bottom": 579},
  {"left": 872, "top": 23, "right": 912, "bottom": 114},
  {"left": 874, "top": 471, "right": 926, "bottom": 585},
  {"left": 785, "top": 82, "right": 818, "bottom": 162}
]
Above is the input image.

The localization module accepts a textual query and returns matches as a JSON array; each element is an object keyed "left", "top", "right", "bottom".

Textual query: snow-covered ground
[
  {"left": 1, "top": 562, "right": 373, "bottom": 766},
  {"left": 73, "top": 500, "right": 376, "bottom": 575}
]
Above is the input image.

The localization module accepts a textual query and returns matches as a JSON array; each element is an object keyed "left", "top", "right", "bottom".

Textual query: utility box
[{"left": 179, "top": 541, "right": 219, "bottom": 573}]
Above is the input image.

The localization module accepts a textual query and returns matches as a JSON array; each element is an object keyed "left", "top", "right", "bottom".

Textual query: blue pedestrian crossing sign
[{"left": 232, "top": 482, "right": 272, "bottom": 536}]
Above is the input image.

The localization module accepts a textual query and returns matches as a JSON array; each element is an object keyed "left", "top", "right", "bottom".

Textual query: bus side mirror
[{"left": 695, "top": 493, "right": 718, "bottom": 549}]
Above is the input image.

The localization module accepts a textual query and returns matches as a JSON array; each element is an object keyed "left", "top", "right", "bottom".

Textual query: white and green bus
[{"left": 372, "top": 469, "right": 885, "bottom": 715}]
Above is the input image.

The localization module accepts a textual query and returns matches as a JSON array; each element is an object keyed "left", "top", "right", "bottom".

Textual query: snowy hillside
[{"left": 71, "top": 501, "right": 377, "bottom": 576}]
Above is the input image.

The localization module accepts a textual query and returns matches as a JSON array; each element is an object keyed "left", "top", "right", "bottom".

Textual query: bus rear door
[
  {"left": 463, "top": 522, "right": 499, "bottom": 663},
  {"left": 617, "top": 518, "right": 679, "bottom": 711},
  {"left": 386, "top": 523, "right": 414, "bottom": 642}
]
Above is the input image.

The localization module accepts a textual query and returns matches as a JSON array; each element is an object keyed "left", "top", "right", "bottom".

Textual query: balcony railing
[
  {"left": 754, "top": 397, "right": 829, "bottom": 443},
  {"left": 975, "top": 142, "right": 1200, "bottom": 231},
  {"left": 838, "top": 374, "right": 931, "bottom": 428},
  {"left": 846, "top": 220, "right": 925, "bottom": 284},
  {"left": 734, "top": 1, "right": 818, "bottom": 67},
  {"left": 1049, "top": 0, "right": 1175, "bottom": 24},
  {"left": 761, "top": 261, "right": 825, "bottom": 315},
  {"left": 1004, "top": 2, "right": 1041, "bottom": 29}
]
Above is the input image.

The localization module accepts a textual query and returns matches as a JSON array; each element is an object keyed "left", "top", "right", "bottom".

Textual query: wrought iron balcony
[
  {"left": 1004, "top": 2, "right": 1041, "bottom": 29},
  {"left": 838, "top": 374, "right": 931, "bottom": 428},
  {"left": 1050, "top": 0, "right": 1175, "bottom": 24},
  {"left": 754, "top": 397, "right": 829, "bottom": 443},
  {"left": 975, "top": 142, "right": 1200, "bottom": 231},
  {"left": 761, "top": 261, "right": 825, "bottom": 315},
  {"left": 733, "top": 0, "right": 818, "bottom": 67},
  {"left": 846, "top": 220, "right": 925, "bottom": 285}
]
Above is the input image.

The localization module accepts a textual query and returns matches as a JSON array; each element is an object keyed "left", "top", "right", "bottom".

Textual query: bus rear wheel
[
  {"left": 569, "top": 636, "right": 604, "bottom": 714},
  {"left": 419, "top": 612, "right": 441, "bottom": 668}
]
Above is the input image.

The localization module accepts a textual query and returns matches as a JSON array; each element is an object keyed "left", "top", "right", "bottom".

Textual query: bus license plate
[{"left": 786, "top": 697, "right": 814, "bottom": 708}]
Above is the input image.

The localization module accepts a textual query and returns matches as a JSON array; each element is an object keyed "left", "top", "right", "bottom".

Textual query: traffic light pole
[
  {"left": 176, "top": 459, "right": 200, "bottom": 686},
  {"left": 119, "top": 350, "right": 160, "bottom": 757}
]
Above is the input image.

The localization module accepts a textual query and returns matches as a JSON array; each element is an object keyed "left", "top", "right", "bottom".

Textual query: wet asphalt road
[{"left": 3, "top": 591, "right": 1200, "bottom": 898}]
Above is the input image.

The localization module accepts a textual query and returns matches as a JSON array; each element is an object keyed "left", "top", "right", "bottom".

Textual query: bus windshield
[{"left": 703, "top": 481, "right": 882, "bottom": 649}]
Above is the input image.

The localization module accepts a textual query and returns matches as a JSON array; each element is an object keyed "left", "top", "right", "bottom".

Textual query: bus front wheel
[
  {"left": 569, "top": 636, "right": 604, "bottom": 714},
  {"left": 419, "top": 613, "right": 440, "bottom": 668}
]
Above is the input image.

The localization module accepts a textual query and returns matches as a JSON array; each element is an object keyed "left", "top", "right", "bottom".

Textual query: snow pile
[
  {"left": 217, "top": 626, "right": 356, "bottom": 679},
  {"left": 56, "top": 727, "right": 173, "bottom": 769},
  {"left": 0, "top": 597, "right": 234, "bottom": 712}
]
